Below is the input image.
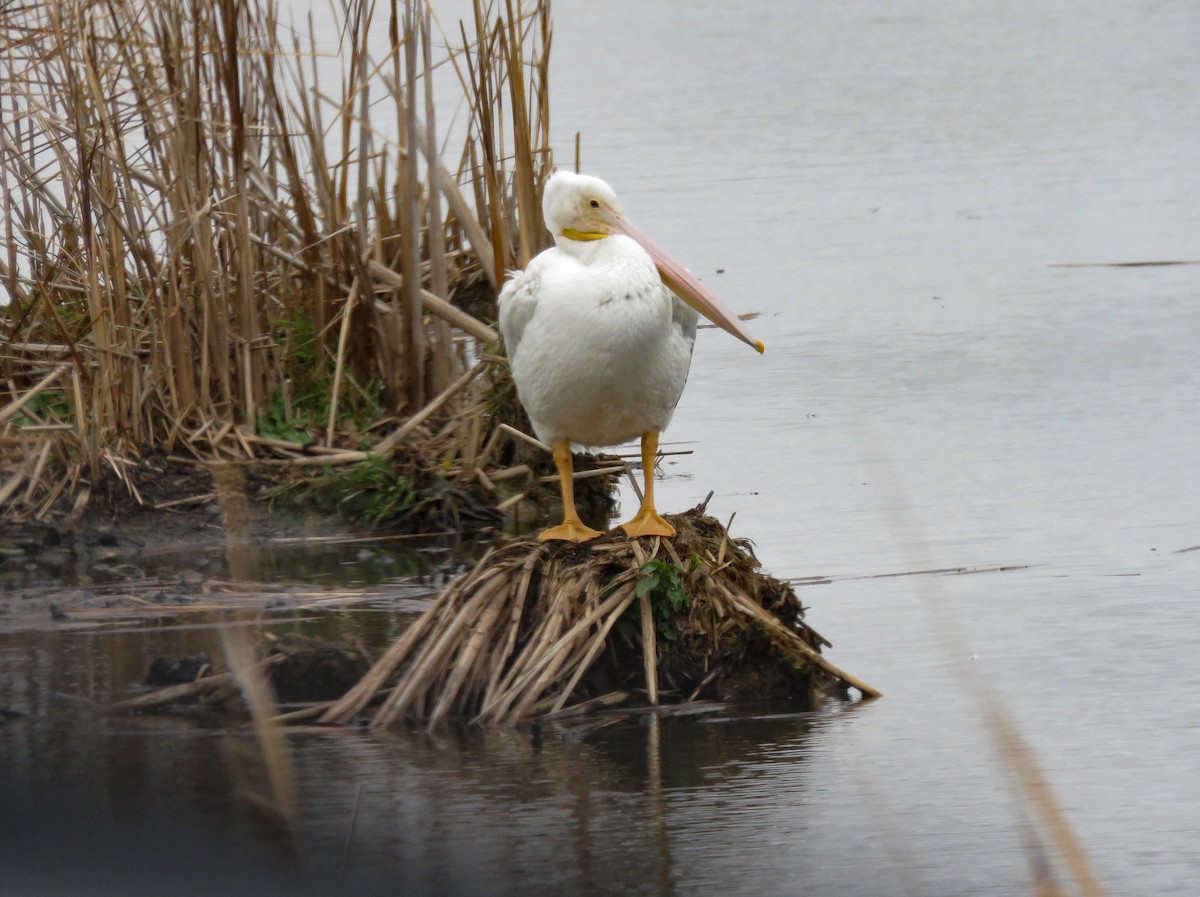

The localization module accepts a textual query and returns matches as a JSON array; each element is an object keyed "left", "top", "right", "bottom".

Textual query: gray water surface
[
  {"left": 4, "top": 1, "right": 1199, "bottom": 895},
  {"left": 556, "top": 2, "right": 1200, "bottom": 893}
]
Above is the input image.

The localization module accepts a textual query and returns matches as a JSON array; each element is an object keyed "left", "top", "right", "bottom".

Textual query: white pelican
[{"left": 499, "top": 171, "right": 763, "bottom": 543}]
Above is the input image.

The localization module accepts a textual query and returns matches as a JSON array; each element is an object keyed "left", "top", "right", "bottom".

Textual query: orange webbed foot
[
  {"left": 539, "top": 519, "right": 605, "bottom": 543},
  {"left": 619, "top": 507, "right": 676, "bottom": 539}
]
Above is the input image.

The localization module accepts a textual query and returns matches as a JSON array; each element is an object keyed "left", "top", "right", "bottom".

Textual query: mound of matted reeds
[{"left": 320, "top": 508, "right": 880, "bottom": 728}]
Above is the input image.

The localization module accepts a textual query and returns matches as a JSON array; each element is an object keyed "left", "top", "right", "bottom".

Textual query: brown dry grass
[{"left": 0, "top": 0, "right": 553, "bottom": 521}]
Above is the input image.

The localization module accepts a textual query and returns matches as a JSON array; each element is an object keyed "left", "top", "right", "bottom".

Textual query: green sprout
[{"left": 634, "top": 558, "right": 692, "bottom": 642}]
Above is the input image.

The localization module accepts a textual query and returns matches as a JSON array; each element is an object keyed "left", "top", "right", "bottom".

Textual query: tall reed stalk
[{"left": 0, "top": 0, "right": 552, "bottom": 519}]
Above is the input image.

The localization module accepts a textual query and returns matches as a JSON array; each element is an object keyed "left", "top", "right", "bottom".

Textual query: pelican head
[
  {"left": 542, "top": 171, "right": 621, "bottom": 242},
  {"left": 540, "top": 170, "right": 765, "bottom": 354}
]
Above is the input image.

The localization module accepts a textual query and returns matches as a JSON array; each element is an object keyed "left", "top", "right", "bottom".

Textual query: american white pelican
[{"left": 499, "top": 171, "right": 763, "bottom": 543}]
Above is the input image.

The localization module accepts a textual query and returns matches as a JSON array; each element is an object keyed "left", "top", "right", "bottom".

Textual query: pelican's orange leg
[
  {"left": 539, "top": 439, "right": 604, "bottom": 543},
  {"left": 619, "top": 430, "right": 676, "bottom": 539}
]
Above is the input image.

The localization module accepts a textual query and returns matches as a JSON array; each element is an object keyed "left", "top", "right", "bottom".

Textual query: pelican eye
[{"left": 589, "top": 199, "right": 600, "bottom": 209}]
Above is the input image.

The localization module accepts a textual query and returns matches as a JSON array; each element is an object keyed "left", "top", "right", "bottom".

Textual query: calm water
[{"left": 5, "top": 1, "right": 1200, "bottom": 894}]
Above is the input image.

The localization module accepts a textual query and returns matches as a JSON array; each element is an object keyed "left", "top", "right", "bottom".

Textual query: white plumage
[
  {"left": 499, "top": 231, "right": 697, "bottom": 448},
  {"left": 496, "top": 170, "right": 759, "bottom": 543}
]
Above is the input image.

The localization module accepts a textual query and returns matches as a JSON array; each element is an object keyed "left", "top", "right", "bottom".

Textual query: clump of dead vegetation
[
  {"left": 0, "top": 0, "right": 562, "bottom": 524},
  {"left": 111, "top": 508, "right": 879, "bottom": 727},
  {"left": 316, "top": 506, "right": 880, "bottom": 727}
]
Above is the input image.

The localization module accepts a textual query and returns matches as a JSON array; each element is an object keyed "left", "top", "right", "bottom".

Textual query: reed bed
[
  {"left": 319, "top": 508, "right": 881, "bottom": 728},
  {"left": 0, "top": 0, "right": 553, "bottom": 521}
]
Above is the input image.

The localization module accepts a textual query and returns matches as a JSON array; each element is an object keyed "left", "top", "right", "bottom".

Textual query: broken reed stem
[
  {"left": 371, "top": 360, "right": 487, "bottom": 456},
  {"left": 0, "top": 366, "right": 68, "bottom": 425},
  {"left": 498, "top": 422, "right": 550, "bottom": 453},
  {"left": 397, "top": 571, "right": 512, "bottom": 717},
  {"left": 717, "top": 581, "right": 882, "bottom": 699},
  {"left": 109, "top": 667, "right": 256, "bottom": 712},
  {"left": 629, "top": 537, "right": 659, "bottom": 704},
  {"left": 639, "top": 588, "right": 659, "bottom": 705},
  {"left": 370, "top": 558, "right": 509, "bottom": 726},
  {"left": 477, "top": 573, "right": 634, "bottom": 723},
  {"left": 317, "top": 559, "right": 480, "bottom": 725},
  {"left": 546, "top": 584, "right": 637, "bottom": 715},
  {"left": 483, "top": 545, "right": 546, "bottom": 696},
  {"left": 427, "top": 580, "right": 510, "bottom": 727},
  {"left": 324, "top": 277, "right": 360, "bottom": 448}
]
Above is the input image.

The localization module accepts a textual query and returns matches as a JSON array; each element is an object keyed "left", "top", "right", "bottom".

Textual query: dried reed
[{"left": 0, "top": 0, "right": 552, "bottom": 520}]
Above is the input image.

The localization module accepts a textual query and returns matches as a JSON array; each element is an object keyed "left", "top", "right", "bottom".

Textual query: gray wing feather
[
  {"left": 671, "top": 291, "right": 699, "bottom": 345},
  {"left": 498, "top": 269, "right": 539, "bottom": 363}
]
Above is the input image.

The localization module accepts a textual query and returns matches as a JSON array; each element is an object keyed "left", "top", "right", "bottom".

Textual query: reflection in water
[
  {"left": 299, "top": 707, "right": 822, "bottom": 897},
  {"left": 218, "top": 623, "right": 300, "bottom": 840},
  {"left": 647, "top": 717, "right": 675, "bottom": 897},
  {"left": 212, "top": 462, "right": 262, "bottom": 582},
  {"left": 1, "top": 608, "right": 830, "bottom": 897}
]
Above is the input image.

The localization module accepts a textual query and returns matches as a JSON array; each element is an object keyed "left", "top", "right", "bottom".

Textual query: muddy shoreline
[{"left": 0, "top": 474, "right": 470, "bottom": 632}]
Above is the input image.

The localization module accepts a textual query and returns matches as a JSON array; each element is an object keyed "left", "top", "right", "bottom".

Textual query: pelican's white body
[{"left": 499, "top": 233, "right": 698, "bottom": 448}]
